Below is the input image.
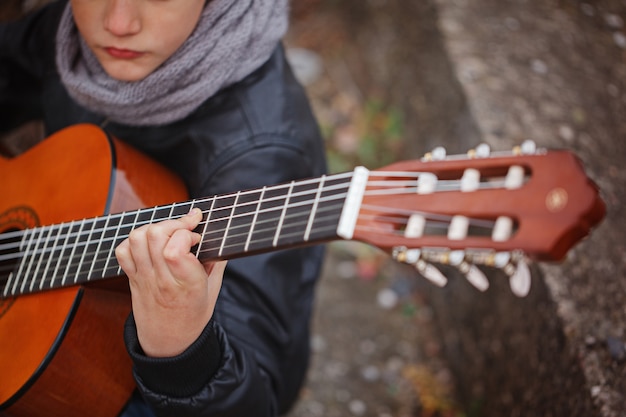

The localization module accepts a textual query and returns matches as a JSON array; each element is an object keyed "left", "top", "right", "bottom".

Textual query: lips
[{"left": 104, "top": 47, "right": 144, "bottom": 59}]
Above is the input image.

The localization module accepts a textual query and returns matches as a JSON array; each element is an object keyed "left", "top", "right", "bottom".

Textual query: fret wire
[
  {"left": 1, "top": 173, "right": 360, "bottom": 291},
  {"left": 0, "top": 177, "right": 355, "bottom": 257},
  {"left": 273, "top": 181, "right": 294, "bottom": 248},
  {"left": 0, "top": 170, "right": 512, "bottom": 255},
  {"left": 102, "top": 213, "right": 125, "bottom": 277},
  {"left": 199, "top": 201, "right": 346, "bottom": 255},
  {"left": 5, "top": 196, "right": 498, "bottom": 286},
  {"left": 0, "top": 179, "right": 498, "bottom": 276},
  {"left": 50, "top": 221, "right": 75, "bottom": 289},
  {"left": 26, "top": 207, "right": 342, "bottom": 280},
  {"left": 196, "top": 196, "right": 216, "bottom": 257},
  {"left": 244, "top": 186, "right": 266, "bottom": 252},
  {"left": 304, "top": 176, "right": 325, "bottom": 242},
  {"left": 61, "top": 219, "right": 86, "bottom": 287},
  {"left": 24, "top": 227, "right": 46, "bottom": 293},
  {"left": 213, "top": 188, "right": 345, "bottom": 254},
  {"left": 215, "top": 223, "right": 341, "bottom": 256},
  {"left": 218, "top": 192, "right": 240, "bottom": 257},
  {"left": 199, "top": 188, "right": 350, "bottom": 233},
  {"left": 74, "top": 217, "right": 98, "bottom": 285},
  {"left": 39, "top": 223, "right": 63, "bottom": 291},
  {"left": 6, "top": 229, "right": 31, "bottom": 295},
  {"left": 27, "top": 207, "right": 347, "bottom": 284},
  {"left": 115, "top": 211, "right": 141, "bottom": 276},
  {"left": 86, "top": 215, "right": 111, "bottom": 282},
  {"left": 17, "top": 228, "right": 39, "bottom": 294},
  {"left": 1, "top": 192, "right": 351, "bottom": 283},
  {"left": 3, "top": 272, "right": 14, "bottom": 297},
  {"left": 32, "top": 226, "right": 53, "bottom": 291}
]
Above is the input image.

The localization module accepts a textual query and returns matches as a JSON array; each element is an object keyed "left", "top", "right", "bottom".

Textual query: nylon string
[{"left": 0, "top": 171, "right": 507, "bottom": 295}]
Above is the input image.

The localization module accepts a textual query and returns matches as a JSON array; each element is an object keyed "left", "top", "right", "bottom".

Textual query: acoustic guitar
[{"left": 0, "top": 124, "right": 605, "bottom": 417}]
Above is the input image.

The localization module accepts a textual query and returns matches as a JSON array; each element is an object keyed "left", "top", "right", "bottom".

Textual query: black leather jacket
[{"left": 1, "top": 2, "right": 327, "bottom": 416}]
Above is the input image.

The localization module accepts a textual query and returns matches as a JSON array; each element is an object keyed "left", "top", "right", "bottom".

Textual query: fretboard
[{"left": 1, "top": 171, "right": 364, "bottom": 298}]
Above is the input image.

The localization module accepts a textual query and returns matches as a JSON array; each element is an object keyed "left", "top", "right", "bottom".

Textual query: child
[{"left": 0, "top": 0, "right": 327, "bottom": 416}]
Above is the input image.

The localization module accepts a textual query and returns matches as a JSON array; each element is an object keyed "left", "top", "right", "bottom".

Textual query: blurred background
[
  {"left": 284, "top": 1, "right": 625, "bottom": 416},
  {"left": 2, "top": 1, "right": 625, "bottom": 416}
]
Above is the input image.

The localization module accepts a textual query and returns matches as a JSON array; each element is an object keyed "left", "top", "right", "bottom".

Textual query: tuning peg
[
  {"left": 493, "top": 251, "right": 531, "bottom": 297},
  {"left": 449, "top": 250, "right": 489, "bottom": 292},
  {"left": 513, "top": 139, "right": 537, "bottom": 155},
  {"left": 508, "top": 258, "right": 531, "bottom": 297},
  {"left": 415, "top": 260, "right": 448, "bottom": 287},
  {"left": 467, "top": 143, "right": 491, "bottom": 158},
  {"left": 423, "top": 146, "right": 447, "bottom": 161},
  {"left": 460, "top": 168, "right": 480, "bottom": 192},
  {"left": 417, "top": 173, "right": 438, "bottom": 195},
  {"left": 504, "top": 165, "right": 525, "bottom": 190},
  {"left": 392, "top": 247, "right": 448, "bottom": 287}
]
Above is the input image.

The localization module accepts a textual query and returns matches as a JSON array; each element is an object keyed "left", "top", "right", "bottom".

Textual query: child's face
[{"left": 70, "top": 0, "right": 206, "bottom": 82}]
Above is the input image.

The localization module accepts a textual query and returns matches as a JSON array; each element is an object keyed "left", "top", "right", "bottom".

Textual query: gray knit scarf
[{"left": 56, "top": 0, "right": 288, "bottom": 126}]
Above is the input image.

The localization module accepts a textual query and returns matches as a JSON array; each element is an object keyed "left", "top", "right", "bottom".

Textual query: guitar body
[{"left": 0, "top": 125, "right": 188, "bottom": 417}]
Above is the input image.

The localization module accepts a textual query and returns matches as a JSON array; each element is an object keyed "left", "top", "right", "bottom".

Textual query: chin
[
  {"left": 106, "top": 69, "right": 150, "bottom": 82},
  {"left": 100, "top": 61, "right": 153, "bottom": 82}
]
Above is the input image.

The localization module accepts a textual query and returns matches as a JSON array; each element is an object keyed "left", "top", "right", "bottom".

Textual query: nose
[{"left": 103, "top": 0, "right": 141, "bottom": 37}]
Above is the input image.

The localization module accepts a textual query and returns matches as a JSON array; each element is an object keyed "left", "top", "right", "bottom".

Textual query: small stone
[
  {"left": 585, "top": 335, "right": 597, "bottom": 346},
  {"left": 531, "top": 59, "right": 548, "bottom": 74},
  {"left": 606, "top": 336, "right": 626, "bottom": 361},
  {"left": 504, "top": 17, "right": 520, "bottom": 31},
  {"left": 558, "top": 125, "right": 575, "bottom": 142},
  {"left": 361, "top": 365, "right": 381, "bottom": 382},
  {"left": 335, "top": 389, "right": 351, "bottom": 403},
  {"left": 604, "top": 13, "right": 624, "bottom": 29},
  {"left": 607, "top": 84, "right": 620, "bottom": 97},
  {"left": 591, "top": 385, "right": 602, "bottom": 397},
  {"left": 580, "top": 3, "right": 595, "bottom": 16},
  {"left": 359, "top": 339, "right": 377, "bottom": 356},
  {"left": 613, "top": 32, "right": 626, "bottom": 49},
  {"left": 326, "top": 361, "right": 349, "bottom": 378},
  {"left": 306, "top": 401, "right": 325, "bottom": 416},
  {"left": 311, "top": 334, "right": 327, "bottom": 353},
  {"left": 337, "top": 260, "right": 357, "bottom": 279},
  {"left": 349, "top": 399, "right": 367, "bottom": 416},
  {"left": 377, "top": 288, "right": 399, "bottom": 310}
]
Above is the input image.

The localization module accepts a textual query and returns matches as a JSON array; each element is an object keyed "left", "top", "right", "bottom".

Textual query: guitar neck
[{"left": 1, "top": 170, "right": 368, "bottom": 298}]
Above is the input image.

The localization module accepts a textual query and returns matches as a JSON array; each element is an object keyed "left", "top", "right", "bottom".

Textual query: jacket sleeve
[
  {"left": 0, "top": 1, "right": 65, "bottom": 133},
  {"left": 124, "top": 140, "right": 326, "bottom": 417}
]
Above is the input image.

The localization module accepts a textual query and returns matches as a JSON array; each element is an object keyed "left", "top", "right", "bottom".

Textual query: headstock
[{"left": 351, "top": 141, "right": 605, "bottom": 296}]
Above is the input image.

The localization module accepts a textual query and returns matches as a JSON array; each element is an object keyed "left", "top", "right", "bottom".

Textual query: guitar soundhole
[{"left": 0, "top": 206, "right": 40, "bottom": 314}]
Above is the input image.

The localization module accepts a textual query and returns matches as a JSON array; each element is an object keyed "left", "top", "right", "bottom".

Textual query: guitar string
[
  {"left": 0, "top": 174, "right": 507, "bottom": 279},
  {"left": 0, "top": 181, "right": 353, "bottom": 257},
  {"left": 0, "top": 204, "right": 495, "bottom": 295},
  {"left": 0, "top": 173, "right": 509, "bottom": 254},
  {"left": 0, "top": 175, "right": 503, "bottom": 264},
  {"left": 0, "top": 203, "right": 348, "bottom": 295},
  {"left": 0, "top": 169, "right": 461, "bottom": 253},
  {"left": 0, "top": 175, "right": 506, "bottom": 278},
  {"left": 0, "top": 175, "right": 354, "bottom": 292},
  {"left": 0, "top": 172, "right": 356, "bottom": 245},
  {"left": 0, "top": 175, "right": 509, "bottom": 293},
  {"left": 0, "top": 210, "right": 498, "bottom": 298},
  {"left": 0, "top": 166, "right": 512, "bottom": 246},
  {"left": 0, "top": 175, "right": 356, "bottom": 253}
]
